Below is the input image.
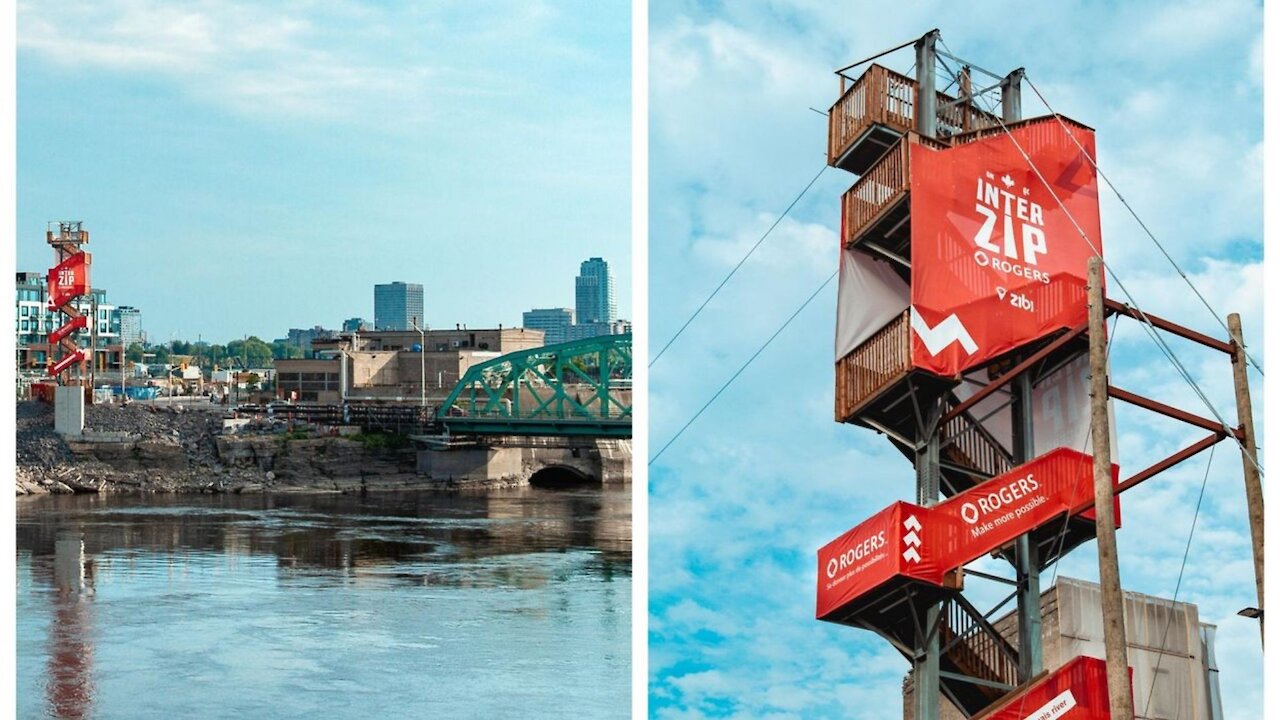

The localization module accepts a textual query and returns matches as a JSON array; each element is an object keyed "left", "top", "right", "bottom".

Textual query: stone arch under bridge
[{"left": 416, "top": 437, "right": 631, "bottom": 488}]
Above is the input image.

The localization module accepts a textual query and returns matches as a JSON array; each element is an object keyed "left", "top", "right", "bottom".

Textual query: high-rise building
[
  {"left": 342, "top": 317, "right": 371, "bottom": 333},
  {"left": 522, "top": 308, "right": 575, "bottom": 345},
  {"left": 286, "top": 326, "right": 333, "bottom": 355},
  {"left": 374, "top": 281, "right": 425, "bottom": 331},
  {"left": 574, "top": 257, "right": 616, "bottom": 326},
  {"left": 118, "top": 306, "right": 142, "bottom": 347}
]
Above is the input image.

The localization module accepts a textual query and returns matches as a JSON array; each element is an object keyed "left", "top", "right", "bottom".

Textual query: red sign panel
[
  {"left": 909, "top": 119, "right": 1101, "bottom": 375},
  {"left": 47, "top": 252, "right": 91, "bottom": 310},
  {"left": 977, "top": 655, "right": 1131, "bottom": 720},
  {"left": 49, "top": 349, "right": 85, "bottom": 376},
  {"left": 817, "top": 448, "right": 1118, "bottom": 621}
]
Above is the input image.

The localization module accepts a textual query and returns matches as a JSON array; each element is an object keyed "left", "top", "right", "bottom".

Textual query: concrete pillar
[{"left": 54, "top": 386, "right": 85, "bottom": 436}]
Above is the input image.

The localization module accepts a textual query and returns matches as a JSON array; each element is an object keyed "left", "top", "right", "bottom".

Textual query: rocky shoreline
[{"left": 16, "top": 400, "right": 426, "bottom": 496}]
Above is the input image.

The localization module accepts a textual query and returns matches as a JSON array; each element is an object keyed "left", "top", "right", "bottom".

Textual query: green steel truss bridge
[{"left": 437, "top": 334, "right": 632, "bottom": 438}]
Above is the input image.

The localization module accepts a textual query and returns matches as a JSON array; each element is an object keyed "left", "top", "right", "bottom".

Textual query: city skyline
[{"left": 15, "top": 3, "right": 631, "bottom": 341}]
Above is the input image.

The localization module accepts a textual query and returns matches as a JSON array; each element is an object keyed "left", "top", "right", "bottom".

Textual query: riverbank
[{"left": 16, "top": 400, "right": 423, "bottom": 496}]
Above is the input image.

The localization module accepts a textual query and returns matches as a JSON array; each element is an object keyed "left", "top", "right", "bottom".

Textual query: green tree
[
  {"left": 271, "top": 340, "right": 303, "bottom": 360},
  {"left": 125, "top": 343, "right": 144, "bottom": 362},
  {"left": 227, "top": 337, "right": 274, "bottom": 368}
]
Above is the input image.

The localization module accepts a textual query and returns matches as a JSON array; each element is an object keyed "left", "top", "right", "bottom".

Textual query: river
[{"left": 16, "top": 487, "right": 631, "bottom": 719}]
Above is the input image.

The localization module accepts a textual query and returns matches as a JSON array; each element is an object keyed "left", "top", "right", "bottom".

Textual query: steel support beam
[
  {"left": 1115, "top": 432, "right": 1226, "bottom": 496},
  {"left": 1104, "top": 299, "right": 1234, "bottom": 355},
  {"left": 914, "top": 399, "right": 942, "bottom": 720},
  {"left": 1013, "top": 371, "right": 1042, "bottom": 680},
  {"left": 941, "top": 322, "right": 1087, "bottom": 427},
  {"left": 1001, "top": 69, "right": 1024, "bottom": 123},
  {"left": 1109, "top": 385, "right": 1240, "bottom": 439},
  {"left": 915, "top": 30, "right": 939, "bottom": 139}
]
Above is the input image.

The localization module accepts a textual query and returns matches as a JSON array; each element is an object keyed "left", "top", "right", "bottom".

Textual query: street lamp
[{"left": 410, "top": 317, "right": 426, "bottom": 408}]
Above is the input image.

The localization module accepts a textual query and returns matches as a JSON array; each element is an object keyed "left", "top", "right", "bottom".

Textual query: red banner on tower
[
  {"left": 908, "top": 118, "right": 1101, "bottom": 375},
  {"left": 976, "top": 655, "right": 1130, "bottom": 719},
  {"left": 817, "top": 448, "right": 1119, "bottom": 621},
  {"left": 47, "top": 252, "right": 91, "bottom": 310}
]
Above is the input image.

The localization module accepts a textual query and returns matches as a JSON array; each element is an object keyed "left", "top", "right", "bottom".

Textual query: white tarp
[
  {"left": 834, "top": 248, "right": 910, "bottom": 361},
  {"left": 949, "top": 353, "right": 1118, "bottom": 461}
]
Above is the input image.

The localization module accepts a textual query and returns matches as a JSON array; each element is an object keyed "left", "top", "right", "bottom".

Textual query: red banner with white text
[
  {"left": 817, "top": 448, "right": 1118, "bottom": 621},
  {"left": 909, "top": 118, "right": 1101, "bottom": 375},
  {"left": 977, "top": 655, "right": 1130, "bottom": 719},
  {"left": 47, "top": 252, "right": 91, "bottom": 310}
]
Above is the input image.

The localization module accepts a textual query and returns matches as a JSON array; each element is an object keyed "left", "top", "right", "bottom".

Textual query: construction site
[{"left": 814, "top": 30, "right": 1262, "bottom": 720}]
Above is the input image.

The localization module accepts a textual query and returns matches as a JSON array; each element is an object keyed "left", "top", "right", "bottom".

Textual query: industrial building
[
  {"left": 903, "top": 577, "right": 1224, "bottom": 720},
  {"left": 274, "top": 327, "right": 544, "bottom": 403}
]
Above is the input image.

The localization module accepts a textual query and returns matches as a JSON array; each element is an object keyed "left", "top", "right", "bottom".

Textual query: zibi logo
[{"left": 957, "top": 473, "right": 1040, "bottom": 524}]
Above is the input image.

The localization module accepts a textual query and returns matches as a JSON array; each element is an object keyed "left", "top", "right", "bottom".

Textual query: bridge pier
[{"left": 417, "top": 436, "right": 631, "bottom": 487}]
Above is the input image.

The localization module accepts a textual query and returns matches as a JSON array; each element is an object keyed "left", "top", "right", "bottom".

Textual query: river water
[{"left": 16, "top": 487, "right": 631, "bottom": 719}]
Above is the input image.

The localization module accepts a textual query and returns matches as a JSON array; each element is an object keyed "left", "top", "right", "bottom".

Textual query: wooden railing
[
  {"left": 828, "top": 65, "right": 916, "bottom": 165},
  {"left": 950, "top": 114, "right": 1092, "bottom": 147},
  {"left": 940, "top": 411, "right": 1014, "bottom": 481},
  {"left": 940, "top": 597, "right": 1020, "bottom": 692},
  {"left": 839, "top": 133, "right": 949, "bottom": 245},
  {"left": 828, "top": 64, "right": 1000, "bottom": 166},
  {"left": 841, "top": 138, "right": 909, "bottom": 245},
  {"left": 835, "top": 311, "right": 911, "bottom": 421}
]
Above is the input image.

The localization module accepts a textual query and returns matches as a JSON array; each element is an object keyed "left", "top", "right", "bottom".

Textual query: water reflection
[
  {"left": 47, "top": 533, "right": 94, "bottom": 720},
  {"left": 18, "top": 488, "right": 631, "bottom": 719}
]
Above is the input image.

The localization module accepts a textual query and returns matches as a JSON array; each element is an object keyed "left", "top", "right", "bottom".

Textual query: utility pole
[
  {"left": 411, "top": 317, "right": 426, "bottom": 409},
  {"left": 1228, "top": 313, "right": 1264, "bottom": 645},
  {"left": 1087, "top": 257, "right": 1133, "bottom": 720}
]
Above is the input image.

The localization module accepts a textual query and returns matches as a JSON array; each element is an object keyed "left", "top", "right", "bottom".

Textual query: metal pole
[
  {"left": 1001, "top": 69, "right": 1024, "bottom": 123},
  {"left": 1088, "top": 257, "right": 1133, "bottom": 719},
  {"left": 412, "top": 318, "right": 426, "bottom": 408},
  {"left": 915, "top": 407, "right": 941, "bottom": 720},
  {"left": 1004, "top": 76, "right": 1042, "bottom": 681},
  {"left": 1014, "top": 372, "right": 1042, "bottom": 680},
  {"left": 914, "top": 30, "right": 938, "bottom": 138},
  {"left": 1228, "top": 313, "right": 1264, "bottom": 645}
]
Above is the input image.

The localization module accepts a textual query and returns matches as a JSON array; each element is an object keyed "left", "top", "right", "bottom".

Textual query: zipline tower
[
  {"left": 815, "top": 30, "right": 1261, "bottom": 720},
  {"left": 46, "top": 221, "right": 93, "bottom": 386},
  {"left": 46, "top": 221, "right": 94, "bottom": 432}
]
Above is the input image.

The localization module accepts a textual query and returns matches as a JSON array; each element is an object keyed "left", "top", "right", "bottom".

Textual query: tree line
[{"left": 124, "top": 337, "right": 303, "bottom": 369}]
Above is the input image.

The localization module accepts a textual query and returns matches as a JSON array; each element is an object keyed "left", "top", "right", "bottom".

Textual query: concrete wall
[{"left": 417, "top": 437, "right": 631, "bottom": 487}]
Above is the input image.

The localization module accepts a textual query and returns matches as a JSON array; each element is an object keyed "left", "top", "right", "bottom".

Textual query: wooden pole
[
  {"left": 1228, "top": 313, "right": 1264, "bottom": 645},
  {"left": 1088, "top": 257, "right": 1133, "bottom": 719}
]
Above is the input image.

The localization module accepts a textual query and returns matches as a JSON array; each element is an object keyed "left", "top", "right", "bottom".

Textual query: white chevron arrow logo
[
  {"left": 902, "top": 515, "right": 922, "bottom": 564},
  {"left": 911, "top": 308, "right": 979, "bottom": 356}
]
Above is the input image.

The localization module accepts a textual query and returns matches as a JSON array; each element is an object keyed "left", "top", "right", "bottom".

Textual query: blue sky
[
  {"left": 648, "top": 2, "right": 1263, "bottom": 718},
  {"left": 16, "top": 0, "right": 631, "bottom": 344}
]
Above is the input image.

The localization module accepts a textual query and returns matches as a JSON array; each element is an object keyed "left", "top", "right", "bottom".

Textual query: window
[{"left": 20, "top": 306, "right": 28, "bottom": 316}]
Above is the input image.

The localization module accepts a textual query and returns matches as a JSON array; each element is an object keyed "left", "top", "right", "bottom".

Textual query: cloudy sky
[
  {"left": 648, "top": 1, "right": 1263, "bottom": 718},
  {"left": 16, "top": 0, "right": 631, "bottom": 343}
]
